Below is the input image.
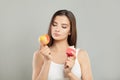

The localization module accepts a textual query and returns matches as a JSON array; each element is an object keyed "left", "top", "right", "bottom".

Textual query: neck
[{"left": 51, "top": 40, "right": 69, "bottom": 53}]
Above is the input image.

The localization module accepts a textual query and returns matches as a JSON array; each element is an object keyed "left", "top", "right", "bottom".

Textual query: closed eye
[
  {"left": 52, "top": 22, "right": 57, "bottom": 27},
  {"left": 61, "top": 24, "right": 68, "bottom": 29},
  {"left": 62, "top": 26, "right": 67, "bottom": 29}
]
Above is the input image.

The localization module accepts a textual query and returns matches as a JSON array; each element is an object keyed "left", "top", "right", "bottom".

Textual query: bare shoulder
[
  {"left": 33, "top": 50, "right": 43, "bottom": 59},
  {"left": 78, "top": 49, "right": 89, "bottom": 58},
  {"left": 32, "top": 50, "right": 44, "bottom": 65},
  {"left": 77, "top": 49, "right": 90, "bottom": 63}
]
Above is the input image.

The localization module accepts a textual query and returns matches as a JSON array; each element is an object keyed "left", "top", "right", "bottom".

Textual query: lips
[{"left": 53, "top": 33, "right": 60, "bottom": 37}]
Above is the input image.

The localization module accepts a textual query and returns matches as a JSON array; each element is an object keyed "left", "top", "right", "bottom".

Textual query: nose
[
  {"left": 55, "top": 26, "right": 60, "bottom": 32},
  {"left": 55, "top": 29, "right": 59, "bottom": 32}
]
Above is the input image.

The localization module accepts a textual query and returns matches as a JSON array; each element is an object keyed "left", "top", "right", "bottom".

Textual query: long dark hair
[{"left": 47, "top": 9, "right": 77, "bottom": 48}]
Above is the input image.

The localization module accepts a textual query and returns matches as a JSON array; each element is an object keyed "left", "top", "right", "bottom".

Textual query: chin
[
  {"left": 52, "top": 35, "right": 68, "bottom": 41},
  {"left": 53, "top": 37, "right": 67, "bottom": 41},
  {"left": 53, "top": 37, "right": 62, "bottom": 40}
]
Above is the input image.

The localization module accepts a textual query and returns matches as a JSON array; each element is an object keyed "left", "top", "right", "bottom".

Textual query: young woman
[{"left": 32, "top": 9, "right": 93, "bottom": 80}]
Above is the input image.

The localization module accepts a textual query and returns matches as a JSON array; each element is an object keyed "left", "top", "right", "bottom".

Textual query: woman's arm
[
  {"left": 78, "top": 49, "right": 93, "bottom": 80},
  {"left": 32, "top": 50, "right": 51, "bottom": 80}
]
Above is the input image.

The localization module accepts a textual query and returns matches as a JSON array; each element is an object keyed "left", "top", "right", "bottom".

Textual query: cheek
[
  {"left": 51, "top": 27, "right": 54, "bottom": 33},
  {"left": 51, "top": 27, "right": 56, "bottom": 37},
  {"left": 61, "top": 29, "right": 70, "bottom": 35}
]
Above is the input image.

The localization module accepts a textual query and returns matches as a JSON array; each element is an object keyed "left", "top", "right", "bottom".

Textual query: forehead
[{"left": 53, "top": 15, "right": 70, "bottom": 24}]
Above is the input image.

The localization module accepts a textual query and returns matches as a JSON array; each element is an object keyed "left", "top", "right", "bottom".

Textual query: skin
[{"left": 32, "top": 15, "right": 93, "bottom": 80}]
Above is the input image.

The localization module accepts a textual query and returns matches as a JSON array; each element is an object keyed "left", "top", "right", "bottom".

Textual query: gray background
[{"left": 0, "top": 0, "right": 120, "bottom": 80}]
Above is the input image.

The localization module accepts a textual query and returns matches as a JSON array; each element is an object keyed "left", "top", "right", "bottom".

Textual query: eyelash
[
  {"left": 52, "top": 23, "right": 57, "bottom": 26},
  {"left": 62, "top": 26, "right": 67, "bottom": 29},
  {"left": 52, "top": 23, "right": 67, "bottom": 29}
]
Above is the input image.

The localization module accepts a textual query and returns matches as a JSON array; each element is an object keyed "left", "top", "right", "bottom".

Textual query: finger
[
  {"left": 48, "top": 54, "right": 52, "bottom": 59},
  {"left": 43, "top": 47, "right": 51, "bottom": 55},
  {"left": 65, "top": 60, "right": 70, "bottom": 68},
  {"left": 39, "top": 46, "right": 49, "bottom": 55},
  {"left": 67, "top": 57, "right": 70, "bottom": 61},
  {"left": 44, "top": 49, "right": 51, "bottom": 55},
  {"left": 70, "top": 54, "right": 76, "bottom": 60},
  {"left": 65, "top": 58, "right": 71, "bottom": 68},
  {"left": 67, "top": 57, "right": 74, "bottom": 62},
  {"left": 40, "top": 45, "right": 48, "bottom": 51},
  {"left": 65, "top": 58, "right": 75, "bottom": 67},
  {"left": 40, "top": 42, "right": 45, "bottom": 49}
]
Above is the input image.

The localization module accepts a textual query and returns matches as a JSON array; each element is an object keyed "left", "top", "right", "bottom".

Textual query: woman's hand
[
  {"left": 39, "top": 43, "right": 52, "bottom": 61},
  {"left": 64, "top": 53, "right": 76, "bottom": 77}
]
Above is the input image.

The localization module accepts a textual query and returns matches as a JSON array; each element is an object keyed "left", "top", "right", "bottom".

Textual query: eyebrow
[
  {"left": 61, "top": 24, "right": 69, "bottom": 26},
  {"left": 53, "top": 21, "right": 69, "bottom": 26},
  {"left": 53, "top": 21, "right": 57, "bottom": 24}
]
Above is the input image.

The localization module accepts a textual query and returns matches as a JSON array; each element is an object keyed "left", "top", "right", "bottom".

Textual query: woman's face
[{"left": 51, "top": 15, "right": 71, "bottom": 41}]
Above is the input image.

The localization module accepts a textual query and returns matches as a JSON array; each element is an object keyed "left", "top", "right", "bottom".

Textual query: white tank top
[{"left": 48, "top": 49, "right": 81, "bottom": 80}]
